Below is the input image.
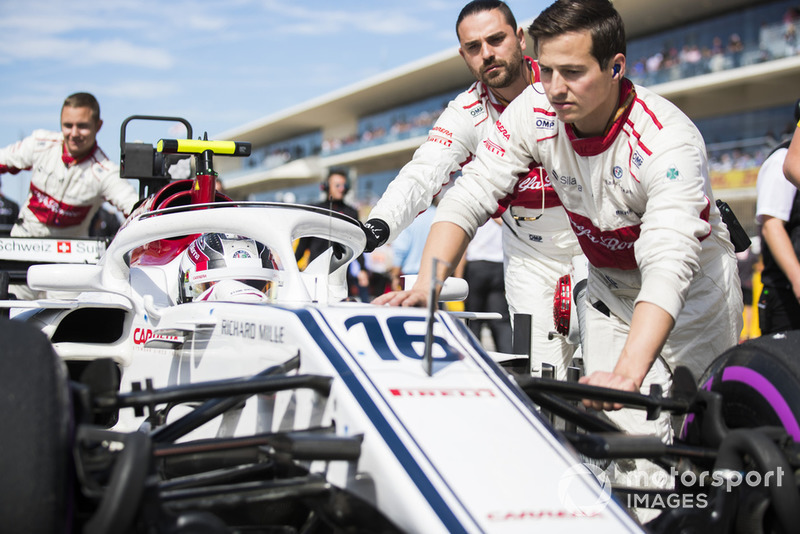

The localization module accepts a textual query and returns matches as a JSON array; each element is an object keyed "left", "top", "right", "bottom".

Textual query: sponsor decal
[
  {"left": 487, "top": 510, "right": 604, "bottom": 521},
  {"left": 528, "top": 234, "right": 543, "bottom": 242},
  {"left": 470, "top": 105, "right": 485, "bottom": 118},
  {"left": 133, "top": 327, "right": 154, "bottom": 345},
  {"left": 612, "top": 166, "right": 623, "bottom": 179},
  {"left": 567, "top": 211, "right": 640, "bottom": 270},
  {"left": 427, "top": 134, "right": 453, "bottom": 148},
  {"left": 552, "top": 170, "right": 579, "bottom": 188},
  {"left": 27, "top": 184, "right": 91, "bottom": 227},
  {"left": 483, "top": 139, "right": 505, "bottom": 157},
  {"left": 570, "top": 222, "right": 637, "bottom": 252},
  {"left": 232, "top": 249, "right": 252, "bottom": 259},
  {"left": 495, "top": 120, "right": 510, "bottom": 141},
  {"left": 431, "top": 126, "right": 453, "bottom": 137},
  {"left": 0, "top": 238, "right": 101, "bottom": 255},
  {"left": 153, "top": 334, "right": 182, "bottom": 343},
  {"left": 517, "top": 173, "right": 549, "bottom": 192},
  {"left": 536, "top": 117, "right": 555, "bottom": 129},
  {"left": 389, "top": 387, "right": 495, "bottom": 397},
  {"left": 220, "top": 319, "right": 284, "bottom": 343},
  {"left": 632, "top": 151, "right": 644, "bottom": 168}
]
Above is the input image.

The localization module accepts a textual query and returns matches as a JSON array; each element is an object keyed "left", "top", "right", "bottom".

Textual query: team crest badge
[{"left": 666, "top": 166, "right": 681, "bottom": 181}]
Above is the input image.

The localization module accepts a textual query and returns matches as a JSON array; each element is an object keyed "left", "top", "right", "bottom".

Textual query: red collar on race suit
[
  {"left": 61, "top": 142, "right": 98, "bottom": 167},
  {"left": 566, "top": 78, "right": 636, "bottom": 157}
]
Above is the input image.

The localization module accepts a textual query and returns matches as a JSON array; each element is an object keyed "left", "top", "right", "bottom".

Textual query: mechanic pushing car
[
  {"left": 0, "top": 92, "right": 140, "bottom": 300},
  {"left": 0, "top": 92, "right": 138, "bottom": 238},
  {"left": 375, "top": 0, "right": 742, "bottom": 511},
  {"left": 363, "top": 0, "right": 585, "bottom": 379}
]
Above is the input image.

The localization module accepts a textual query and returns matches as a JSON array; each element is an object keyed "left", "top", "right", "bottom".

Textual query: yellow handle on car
[{"left": 157, "top": 139, "right": 251, "bottom": 157}]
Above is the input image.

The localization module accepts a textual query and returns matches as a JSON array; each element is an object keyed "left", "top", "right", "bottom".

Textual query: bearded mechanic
[
  {"left": 365, "top": 0, "right": 583, "bottom": 378},
  {"left": 0, "top": 92, "right": 138, "bottom": 238},
  {"left": 379, "top": 0, "right": 742, "bottom": 451}
]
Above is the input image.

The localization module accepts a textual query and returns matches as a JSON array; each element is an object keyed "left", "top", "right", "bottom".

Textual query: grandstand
[{"left": 215, "top": 0, "right": 800, "bottom": 237}]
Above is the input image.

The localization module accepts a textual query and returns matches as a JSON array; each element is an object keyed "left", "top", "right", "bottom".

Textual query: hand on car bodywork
[{"left": 372, "top": 287, "right": 429, "bottom": 307}]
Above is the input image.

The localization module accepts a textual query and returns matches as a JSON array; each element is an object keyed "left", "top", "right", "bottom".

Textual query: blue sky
[{"left": 0, "top": 0, "right": 548, "bottom": 205}]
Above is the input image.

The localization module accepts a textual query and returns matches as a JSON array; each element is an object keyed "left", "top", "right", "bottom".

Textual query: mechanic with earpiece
[
  {"left": 295, "top": 169, "right": 371, "bottom": 301},
  {"left": 378, "top": 0, "right": 742, "bottom": 513},
  {"left": 363, "top": 0, "right": 585, "bottom": 379}
]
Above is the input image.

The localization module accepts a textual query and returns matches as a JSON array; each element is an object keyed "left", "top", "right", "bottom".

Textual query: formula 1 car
[{"left": 1, "top": 117, "right": 799, "bottom": 534}]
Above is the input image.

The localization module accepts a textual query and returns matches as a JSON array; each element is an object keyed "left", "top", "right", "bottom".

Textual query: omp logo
[
  {"left": 57, "top": 241, "right": 71, "bottom": 253},
  {"left": 536, "top": 118, "right": 555, "bottom": 128},
  {"left": 632, "top": 151, "right": 644, "bottom": 168},
  {"left": 483, "top": 139, "right": 505, "bottom": 157},
  {"left": 133, "top": 328, "right": 154, "bottom": 345},
  {"left": 389, "top": 388, "right": 495, "bottom": 397},
  {"left": 495, "top": 121, "right": 510, "bottom": 140},
  {"left": 470, "top": 105, "right": 485, "bottom": 117}
]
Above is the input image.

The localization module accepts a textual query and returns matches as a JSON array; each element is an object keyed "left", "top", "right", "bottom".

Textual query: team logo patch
[
  {"left": 232, "top": 250, "right": 252, "bottom": 259},
  {"left": 612, "top": 166, "right": 623, "bottom": 179},
  {"left": 666, "top": 166, "right": 681, "bottom": 181}
]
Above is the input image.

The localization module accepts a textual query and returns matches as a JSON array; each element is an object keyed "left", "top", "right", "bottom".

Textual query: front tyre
[{"left": 0, "top": 319, "right": 72, "bottom": 533}]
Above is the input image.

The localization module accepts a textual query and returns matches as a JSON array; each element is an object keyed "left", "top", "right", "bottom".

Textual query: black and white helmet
[{"left": 178, "top": 233, "right": 276, "bottom": 303}]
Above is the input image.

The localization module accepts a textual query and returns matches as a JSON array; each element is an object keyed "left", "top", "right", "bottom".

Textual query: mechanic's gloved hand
[{"left": 363, "top": 218, "right": 390, "bottom": 253}]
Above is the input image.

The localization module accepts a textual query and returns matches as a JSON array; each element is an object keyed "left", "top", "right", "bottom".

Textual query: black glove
[{"left": 362, "top": 218, "right": 390, "bottom": 253}]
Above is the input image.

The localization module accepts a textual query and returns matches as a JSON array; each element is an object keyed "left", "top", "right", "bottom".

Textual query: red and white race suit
[
  {"left": 368, "top": 59, "right": 584, "bottom": 378},
  {"left": 438, "top": 80, "right": 742, "bottom": 441},
  {"left": 0, "top": 130, "right": 138, "bottom": 237}
]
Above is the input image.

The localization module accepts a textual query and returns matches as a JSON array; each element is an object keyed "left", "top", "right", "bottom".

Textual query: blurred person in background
[
  {"left": 756, "top": 99, "right": 800, "bottom": 334},
  {"left": 295, "top": 169, "right": 371, "bottom": 301}
]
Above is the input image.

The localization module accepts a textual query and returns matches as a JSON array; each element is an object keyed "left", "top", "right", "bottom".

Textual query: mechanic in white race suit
[
  {"left": 378, "top": 0, "right": 742, "bottom": 453},
  {"left": 0, "top": 92, "right": 138, "bottom": 238},
  {"left": 364, "top": 0, "right": 584, "bottom": 378}
]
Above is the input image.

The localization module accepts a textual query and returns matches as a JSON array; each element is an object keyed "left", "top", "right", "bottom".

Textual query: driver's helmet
[{"left": 178, "top": 233, "right": 276, "bottom": 303}]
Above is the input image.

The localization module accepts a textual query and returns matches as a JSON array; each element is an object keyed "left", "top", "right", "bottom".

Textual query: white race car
[{"left": 1, "top": 118, "right": 798, "bottom": 534}]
